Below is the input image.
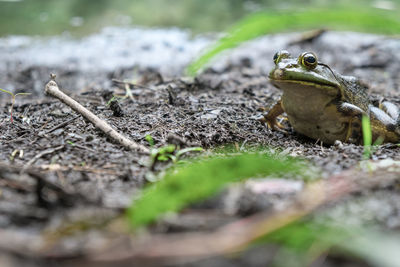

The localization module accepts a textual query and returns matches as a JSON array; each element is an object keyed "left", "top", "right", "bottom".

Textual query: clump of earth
[{"left": 1, "top": 27, "right": 400, "bottom": 267}]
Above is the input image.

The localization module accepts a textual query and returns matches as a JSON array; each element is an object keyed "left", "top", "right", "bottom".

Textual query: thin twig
[
  {"left": 38, "top": 115, "right": 80, "bottom": 137},
  {"left": 112, "top": 79, "right": 156, "bottom": 91},
  {"left": 25, "top": 145, "right": 65, "bottom": 167},
  {"left": 45, "top": 74, "right": 149, "bottom": 154}
]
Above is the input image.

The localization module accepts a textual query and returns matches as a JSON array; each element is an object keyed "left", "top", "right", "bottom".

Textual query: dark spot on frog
[
  {"left": 316, "top": 125, "right": 321, "bottom": 129},
  {"left": 386, "top": 123, "right": 396, "bottom": 131},
  {"left": 325, "top": 130, "right": 330, "bottom": 134}
]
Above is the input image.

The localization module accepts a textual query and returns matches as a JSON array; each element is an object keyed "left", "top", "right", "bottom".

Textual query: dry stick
[
  {"left": 44, "top": 74, "right": 149, "bottom": 154},
  {"left": 38, "top": 114, "right": 80, "bottom": 137},
  {"left": 25, "top": 145, "right": 65, "bottom": 167}
]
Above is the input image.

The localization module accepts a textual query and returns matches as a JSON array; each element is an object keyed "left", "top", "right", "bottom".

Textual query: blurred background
[
  {"left": 0, "top": 0, "right": 398, "bottom": 37},
  {"left": 0, "top": 0, "right": 399, "bottom": 96}
]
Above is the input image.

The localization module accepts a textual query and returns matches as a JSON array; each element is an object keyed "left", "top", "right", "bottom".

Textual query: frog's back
[{"left": 338, "top": 75, "right": 370, "bottom": 111}]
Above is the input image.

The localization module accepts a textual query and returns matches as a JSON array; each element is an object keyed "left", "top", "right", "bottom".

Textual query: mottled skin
[{"left": 263, "top": 50, "right": 400, "bottom": 144}]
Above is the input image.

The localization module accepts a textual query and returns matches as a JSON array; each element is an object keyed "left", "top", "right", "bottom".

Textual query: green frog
[{"left": 262, "top": 50, "right": 400, "bottom": 144}]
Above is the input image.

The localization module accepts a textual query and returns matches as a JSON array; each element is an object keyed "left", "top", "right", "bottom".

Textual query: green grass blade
[
  {"left": 187, "top": 8, "right": 400, "bottom": 75},
  {"left": 14, "top": 93, "right": 31, "bottom": 96},
  {"left": 176, "top": 147, "right": 204, "bottom": 158},
  {"left": 127, "top": 152, "right": 305, "bottom": 228},
  {"left": 0, "top": 88, "right": 14, "bottom": 97},
  {"left": 362, "top": 115, "right": 372, "bottom": 159}
]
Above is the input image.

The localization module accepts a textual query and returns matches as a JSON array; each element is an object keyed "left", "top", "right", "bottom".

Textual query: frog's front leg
[
  {"left": 337, "top": 102, "right": 367, "bottom": 143},
  {"left": 260, "top": 99, "right": 288, "bottom": 132}
]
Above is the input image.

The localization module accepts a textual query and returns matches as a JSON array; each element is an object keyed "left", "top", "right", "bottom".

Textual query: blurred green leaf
[
  {"left": 127, "top": 152, "right": 305, "bottom": 227},
  {"left": 341, "top": 229, "right": 400, "bottom": 267},
  {"left": 187, "top": 8, "right": 400, "bottom": 75},
  {"left": 266, "top": 220, "right": 400, "bottom": 267}
]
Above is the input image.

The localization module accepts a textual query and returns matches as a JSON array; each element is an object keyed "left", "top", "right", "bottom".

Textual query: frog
[{"left": 261, "top": 50, "right": 400, "bottom": 145}]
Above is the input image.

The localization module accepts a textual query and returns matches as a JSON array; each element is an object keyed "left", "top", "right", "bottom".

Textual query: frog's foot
[
  {"left": 338, "top": 102, "right": 366, "bottom": 143},
  {"left": 259, "top": 115, "right": 289, "bottom": 133},
  {"left": 259, "top": 100, "right": 289, "bottom": 132},
  {"left": 345, "top": 117, "right": 363, "bottom": 143}
]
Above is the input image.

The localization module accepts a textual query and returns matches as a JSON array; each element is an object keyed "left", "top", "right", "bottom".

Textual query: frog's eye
[
  {"left": 273, "top": 52, "right": 279, "bottom": 63},
  {"left": 273, "top": 50, "right": 291, "bottom": 64},
  {"left": 300, "top": 52, "right": 318, "bottom": 69}
]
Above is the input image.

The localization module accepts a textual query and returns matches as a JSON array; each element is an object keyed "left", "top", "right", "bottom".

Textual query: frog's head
[{"left": 269, "top": 50, "right": 341, "bottom": 95}]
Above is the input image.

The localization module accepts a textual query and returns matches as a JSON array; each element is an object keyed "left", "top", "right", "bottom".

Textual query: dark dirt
[{"left": 1, "top": 29, "right": 400, "bottom": 267}]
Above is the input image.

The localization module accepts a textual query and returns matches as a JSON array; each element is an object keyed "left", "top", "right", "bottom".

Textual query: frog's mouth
[
  {"left": 270, "top": 79, "right": 339, "bottom": 97},
  {"left": 269, "top": 68, "right": 340, "bottom": 95}
]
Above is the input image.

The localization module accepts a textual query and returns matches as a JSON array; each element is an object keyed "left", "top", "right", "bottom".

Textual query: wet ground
[{"left": 1, "top": 28, "right": 400, "bottom": 266}]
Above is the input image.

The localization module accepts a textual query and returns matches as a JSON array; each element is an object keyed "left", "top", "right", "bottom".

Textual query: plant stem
[{"left": 10, "top": 96, "right": 15, "bottom": 123}]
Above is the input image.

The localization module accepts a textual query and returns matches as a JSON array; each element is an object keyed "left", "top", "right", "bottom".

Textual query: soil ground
[{"left": 1, "top": 29, "right": 400, "bottom": 267}]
